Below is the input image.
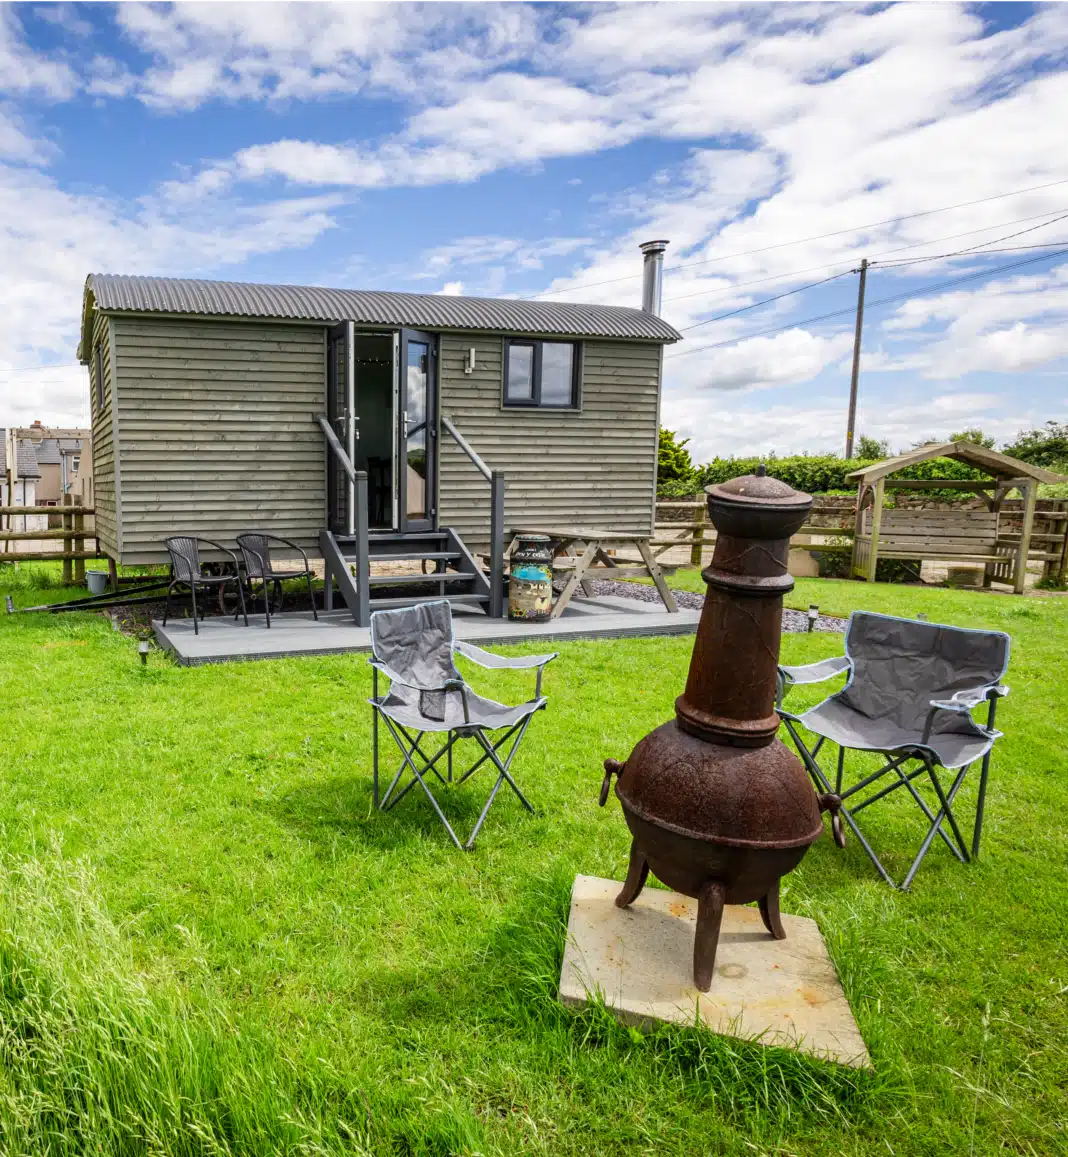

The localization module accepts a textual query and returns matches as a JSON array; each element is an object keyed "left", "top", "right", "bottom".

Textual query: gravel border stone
[{"left": 587, "top": 580, "right": 847, "bottom": 633}]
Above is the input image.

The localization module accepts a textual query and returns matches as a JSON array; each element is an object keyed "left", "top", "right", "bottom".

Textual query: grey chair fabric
[
  {"left": 778, "top": 611, "right": 1010, "bottom": 889},
  {"left": 785, "top": 612, "right": 1009, "bottom": 769},
  {"left": 368, "top": 600, "right": 557, "bottom": 849}
]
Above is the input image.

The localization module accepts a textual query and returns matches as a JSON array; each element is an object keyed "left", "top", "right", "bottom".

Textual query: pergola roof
[{"left": 845, "top": 440, "right": 1065, "bottom": 486}]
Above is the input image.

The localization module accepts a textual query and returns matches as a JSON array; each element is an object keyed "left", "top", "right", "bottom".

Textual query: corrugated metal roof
[{"left": 85, "top": 273, "right": 681, "bottom": 343}]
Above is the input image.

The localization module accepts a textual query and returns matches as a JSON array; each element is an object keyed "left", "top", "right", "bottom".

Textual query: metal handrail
[
  {"left": 442, "top": 415, "right": 504, "bottom": 618},
  {"left": 442, "top": 415, "right": 491, "bottom": 482},
  {"left": 314, "top": 413, "right": 356, "bottom": 482}
]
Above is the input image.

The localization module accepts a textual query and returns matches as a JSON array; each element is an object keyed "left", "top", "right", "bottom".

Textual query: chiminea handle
[
  {"left": 818, "top": 792, "right": 847, "bottom": 849},
  {"left": 600, "top": 759, "right": 625, "bottom": 807}
]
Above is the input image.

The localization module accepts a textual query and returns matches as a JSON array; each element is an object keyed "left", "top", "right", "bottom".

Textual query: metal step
[
  {"left": 368, "top": 593, "right": 489, "bottom": 610},
  {"left": 356, "top": 550, "right": 462, "bottom": 563},
  {"left": 367, "top": 571, "right": 478, "bottom": 585}
]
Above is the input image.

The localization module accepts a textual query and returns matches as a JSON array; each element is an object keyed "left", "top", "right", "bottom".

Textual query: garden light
[
  {"left": 138, "top": 639, "right": 150, "bottom": 666},
  {"left": 807, "top": 604, "right": 819, "bottom": 632}
]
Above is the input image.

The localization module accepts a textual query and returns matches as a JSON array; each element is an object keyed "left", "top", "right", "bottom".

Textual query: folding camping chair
[
  {"left": 368, "top": 600, "right": 558, "bottom": 850},
  {"left": 777, "top": 611, "right": 1009, "bottom": 890}
]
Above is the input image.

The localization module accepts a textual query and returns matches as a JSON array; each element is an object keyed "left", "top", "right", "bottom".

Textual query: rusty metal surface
[
  {"left": 612, "top": 723, "right": 822, "bottom": 848},
  {"left": 599, "top": 466, "right": 834, "bottom": 992}
]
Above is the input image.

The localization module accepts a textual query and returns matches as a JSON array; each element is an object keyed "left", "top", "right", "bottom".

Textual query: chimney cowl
[{"left": 639, "top": 239, "right": 669, "bottom": 315}]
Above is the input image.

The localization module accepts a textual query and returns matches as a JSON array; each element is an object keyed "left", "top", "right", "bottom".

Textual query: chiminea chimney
[{"left": 640, "top": 239, "right": 669, "bottom": 314}]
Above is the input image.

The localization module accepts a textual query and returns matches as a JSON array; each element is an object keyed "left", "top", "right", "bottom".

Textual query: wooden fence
[
  {"left": 0, "top": 498, "right": 102, "bottom": 583},
  {"left": 654, "top": 497, "right": 1068, "bottom": 585},
  {"left": 653, "top": 499, "right": 855, "bottom": 567}
]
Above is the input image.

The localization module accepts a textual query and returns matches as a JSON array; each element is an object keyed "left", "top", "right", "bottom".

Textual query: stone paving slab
[
  {"left": 559, "top": 874, "right": 871, "bottom": 1069},
  {"left": 153, "top": 596, "right": 701, "bottom": 666}
]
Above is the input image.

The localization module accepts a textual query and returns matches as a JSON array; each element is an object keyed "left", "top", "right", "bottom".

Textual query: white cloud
[
  {"left": 0, "top": 5, "right": 78, "bottom": 98},
  {"left": 113, "top": 1, "right": 542, "bottom": 109}
]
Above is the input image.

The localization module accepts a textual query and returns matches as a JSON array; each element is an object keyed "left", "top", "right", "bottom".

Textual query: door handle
[{"left": 402, "top": 410, "right": 409, "bottom": 439}]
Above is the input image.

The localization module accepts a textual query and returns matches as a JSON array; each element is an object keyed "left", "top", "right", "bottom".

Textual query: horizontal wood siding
[
  {"left": 111, "top": 317, "right": 326, "bottom": 564},
  {"left": 89, "top": 313, "right": 118, "bottom": 556},
  {"left": 437, "top": 336, "right": 660, "bottom": 547}
]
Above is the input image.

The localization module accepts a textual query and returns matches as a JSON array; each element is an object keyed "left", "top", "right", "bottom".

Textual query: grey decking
[{"left": 153, "top": 594, "right": 700, "bottom": 666}]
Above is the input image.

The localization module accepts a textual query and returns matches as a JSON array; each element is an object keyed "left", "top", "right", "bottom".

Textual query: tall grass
[{"left": 0, "top": 848, "right": 374, "bottom": 1156}]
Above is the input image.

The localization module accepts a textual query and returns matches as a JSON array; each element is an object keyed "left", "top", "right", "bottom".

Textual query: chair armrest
[
  {"left": 778, "top": 654, "right": 850, "bottom": 687},
  {"left": 776, "top": 654, "right": 850, "bottom": 708},
  {"left": 453, "top": 640, "right": 558, "bottom": 670},
  {"left": 260, "top": 534, "right": 311, "bottom": 569},
  {"left": 929, "top": 684, "right": 1009, "bottom": 712},
  {"left": 922, "top": 684, "right": 1009, "bottom": 742}
]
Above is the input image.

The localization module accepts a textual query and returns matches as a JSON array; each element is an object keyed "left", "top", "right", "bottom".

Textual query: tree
[
  {"left": 949, "top": 427, "right": 996, "bottom": 448},
  {"left": 658, "top": 427, "right": 696, "bottom": 487},
  {"left": 855, "top": 434, "right": 889, "bottom": 459},
  {"left": 1001, "top": 421, "right": 1068, "bottom": 468}
]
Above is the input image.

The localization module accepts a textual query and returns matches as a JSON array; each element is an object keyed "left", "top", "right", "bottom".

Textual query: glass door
[
  {"left": 398, "top": 329, "right": 437, "bottom": 533},
  {"left": 325, "top": 321, "right": 355, "bottom": 534}
]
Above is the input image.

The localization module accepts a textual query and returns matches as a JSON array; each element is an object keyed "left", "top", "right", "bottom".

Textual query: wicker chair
[
  {"left": 235, "top": 533, "right": 318, "bottom": 628},
  {"left": 162, "top": 536, "right": 247, "bottom": 635}
]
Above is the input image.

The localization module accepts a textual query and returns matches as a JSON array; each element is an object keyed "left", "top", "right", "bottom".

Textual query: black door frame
[
  {"left": 398, "top": 329, "right": 438, "bottom": 534},
  {"left": 325, "top": 321, "right": 355, "bottom": 535}
]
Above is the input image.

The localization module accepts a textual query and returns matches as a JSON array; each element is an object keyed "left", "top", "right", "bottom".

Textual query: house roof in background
[
  {"left": 81, "top": 273, "right": 682, "bottom": 351},
  {"left": 845, "top": 440, "right": 1066, "bottom": 485},
  {"left": 0, "top": 432, "right": 42, "bottom": 479},
  {"left": 35, "top": 438, "right": 61, "bottom": 465}
]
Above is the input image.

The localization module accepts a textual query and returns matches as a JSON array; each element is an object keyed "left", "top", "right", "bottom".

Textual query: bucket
[
  {"left": 86, "top": 570, "right": 108, "bottom": 596},
  {"left": 509, "top": 535, "right": 553, "bottom": 622}
]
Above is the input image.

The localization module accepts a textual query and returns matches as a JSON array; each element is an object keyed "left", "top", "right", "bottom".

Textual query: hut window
[
  {"left": 93, "top": 343, "right": 104, "bottom": 413},
  {"left": 504, "top": 340, "right": 578, "bottom": 409}
]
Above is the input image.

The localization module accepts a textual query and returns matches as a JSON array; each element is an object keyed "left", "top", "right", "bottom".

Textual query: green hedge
[{"left": 657, "top": 454, "right": 989, "bottom": 499}]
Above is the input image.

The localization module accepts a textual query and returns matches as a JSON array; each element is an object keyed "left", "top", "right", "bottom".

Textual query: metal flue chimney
[{"left": 640, "top": 239, "right": 669, "bottom": 314}]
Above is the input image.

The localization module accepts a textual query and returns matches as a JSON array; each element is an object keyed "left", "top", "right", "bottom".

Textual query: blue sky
[{"left": 1, "top": 1, "right": 1067, "bottom": 461}]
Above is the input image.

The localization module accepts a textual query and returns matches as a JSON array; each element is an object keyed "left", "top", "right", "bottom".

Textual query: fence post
[
  {"left": 73, "top": 504, "right": 85, "bottom": 584},
  {"left": 354, "top": 471, "right": 370, "bottom": 627},
  {"left": 490, "top": 470, "right": 505, "bottom": 618},
  {"left": 690, "top": 500, "right": 706, "bottom": 567},
  {"left": 62, "top": 494, "right": 73, "bottom": 584},
  {"left": 1056, "top": 500, "right": 1068, "bottom": 585}
]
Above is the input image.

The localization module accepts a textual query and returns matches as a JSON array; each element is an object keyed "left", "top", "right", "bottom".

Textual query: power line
[
  {"left": 665, "top": 244, "right": 1068, "bottom": 360},
  {"left": 0, "top": 361, "right": 82, "bottom": 374},
  {"left": 663, "top": 206, "right": 1068, "bottom": 306},
  {"left": 871, "top": 211, "right": 1068, "bottom": 268},
  {"left": 677, "top": 269, "right": 854, "bottom": 332},
  {"left": 529, "top": 175, "right": 1068, "bottom": 298},
  {"left": 666, "top": 212, "right": 1068, "bottom": 337}
]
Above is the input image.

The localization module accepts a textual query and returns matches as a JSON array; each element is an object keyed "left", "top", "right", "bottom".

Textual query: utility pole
[{"left": 844, "top": 257, "right": 868, "bottom": 459}]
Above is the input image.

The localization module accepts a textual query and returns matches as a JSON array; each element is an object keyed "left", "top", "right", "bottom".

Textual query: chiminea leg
[
  {"left": 693, "top": 880, "right": 726, "bottom": 992},
  {"left": 758, "top": 883, "right": 787, "bottom": 940},
  {"left": 615, "top": 838, "right": 650, "bottom": 909}
]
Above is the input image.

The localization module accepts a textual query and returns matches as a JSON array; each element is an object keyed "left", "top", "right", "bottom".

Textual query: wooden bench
[{"left": 852, "top": 508, "right": 1011, "bottom": 581}]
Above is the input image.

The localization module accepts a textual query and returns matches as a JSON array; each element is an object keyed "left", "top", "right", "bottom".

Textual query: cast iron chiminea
[{"left": 599, "top": 466, "right": 843, "bottom": 991}]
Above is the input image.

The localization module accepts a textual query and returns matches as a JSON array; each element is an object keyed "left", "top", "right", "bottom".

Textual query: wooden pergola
[{"left": 846, "top": 441, "right": 1065, "bottom": 593}]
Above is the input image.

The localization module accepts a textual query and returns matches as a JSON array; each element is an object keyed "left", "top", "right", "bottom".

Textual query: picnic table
[{"left": 509, "top": 526, "right": 679, "bottom": 619}]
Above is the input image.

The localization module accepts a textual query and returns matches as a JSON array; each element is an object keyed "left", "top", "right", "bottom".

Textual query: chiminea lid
[{"left": 707, "top": 464, "right": 810, "bottom": 508}]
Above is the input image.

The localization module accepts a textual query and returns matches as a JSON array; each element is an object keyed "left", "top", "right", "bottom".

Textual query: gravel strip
[{"left": 587, "top": 579, "right": 847, "bottom": 633}]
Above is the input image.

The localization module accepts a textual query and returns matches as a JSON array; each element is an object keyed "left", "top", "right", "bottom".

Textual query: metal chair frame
[
  {"left": 162, "top": 536, "right": 247, "bottom": 635},
  {"left": 235, "top": 533, "right": 319, "bottom": 628},
  {"left": 777, "top": 619, "right": 1008, "bottom": 891}
]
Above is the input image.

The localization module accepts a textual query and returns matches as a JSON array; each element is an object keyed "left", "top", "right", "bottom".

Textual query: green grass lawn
[{"left": 0, "top": 565, "right": 1065, "bottom": 1155}]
